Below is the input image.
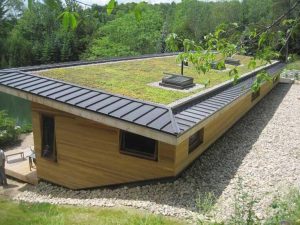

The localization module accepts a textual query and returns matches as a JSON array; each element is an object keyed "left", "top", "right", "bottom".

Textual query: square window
[
  {"left": 189, "top": 128, "right": 204, "bottom": 153},
  {"left": 120, "top": 131, "right": 157, "bottom": 160}
]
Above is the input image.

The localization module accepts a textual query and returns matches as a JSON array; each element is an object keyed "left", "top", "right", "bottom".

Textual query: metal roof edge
[
  {"left": 169, "top": 60, "right": 281, "bottom": 113},
  {"left": 173, "top": 61, "right": 286, "bottom": 138},
  {"left": 11, "top": 53, "right": 179, "bottom": 72},
  {"left": 19, "top": 70, "right": 170, "bottom": 110},
  {"left": 0, "top": 69, "right": 181, "bottom": 137}
]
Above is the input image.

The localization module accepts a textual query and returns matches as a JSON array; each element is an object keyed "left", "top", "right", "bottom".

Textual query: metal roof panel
[{"left": 0, "top": 60, "right": 284, "bottom": 137}]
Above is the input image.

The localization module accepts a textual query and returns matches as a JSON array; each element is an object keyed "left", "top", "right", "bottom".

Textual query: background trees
[{"left": 0, "top": 0, "right": 299, "bottom": 68}]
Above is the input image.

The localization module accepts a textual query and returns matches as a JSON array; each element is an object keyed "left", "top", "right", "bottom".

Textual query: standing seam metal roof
[
  {"left": 0, "top": 69, "right": 180, "bottom": 135},
  {"left": 0, "top": 58, "right": 285, "bottom": 137},
  {"left": 173, "top": 62, "right": 285, "bottom": 133}
]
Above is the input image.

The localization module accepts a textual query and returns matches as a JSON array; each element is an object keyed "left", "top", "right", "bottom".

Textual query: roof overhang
[
  {"left": 0, "top": 84, "right": 179, "bottom": 145},
  {"left": 0, "top": 55, "right": 285, "bottom": 146}
]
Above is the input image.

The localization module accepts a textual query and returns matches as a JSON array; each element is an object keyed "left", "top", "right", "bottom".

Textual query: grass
[
  {"left": 1, "top": 187, "right": 300, "bottom": 225},
  {"left": 195, "top": 178, "right": 300, "bottom": 225},
  {"left": 196, "top": 192, "right": 216, "bottom": 214},
  {"left": 0, "top": 197, "right": 184, "bottom": 225},
  {"left": 37, "top": 55, "right": 263, "bottom": 105},
  {"left": 265, "top": 188, "right": 300, "bottom": 225},
  {"left": 286, "top": 56, "right": 300, "bottom": 70}
]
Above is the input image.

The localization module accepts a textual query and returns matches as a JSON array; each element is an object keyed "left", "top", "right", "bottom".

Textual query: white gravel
[{"left": 14, "top": 83, "right": 300, "bottom": 224}]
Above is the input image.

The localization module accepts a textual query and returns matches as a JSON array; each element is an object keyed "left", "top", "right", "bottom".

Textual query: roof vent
[
  {"left": 225, "top": 57, "right": 241, "bottom": 66},
  {"left": 159, "top": 73, "right": 195, "bottom": 90}
]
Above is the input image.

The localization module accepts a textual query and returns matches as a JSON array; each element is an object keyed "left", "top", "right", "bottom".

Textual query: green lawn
[
  {"left": 0, "top": 198, "right": 184, "bottom": 225},
  {"left": 38, "top": 55, "right": 263, "bottom": 105}
]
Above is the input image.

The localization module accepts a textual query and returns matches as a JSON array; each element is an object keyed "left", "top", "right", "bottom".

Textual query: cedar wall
[
  {"left": 32, "top": 78, "right": 278, "bottom": 189},
  {"left": 32, "top": 103, "right": 176, "bottom": 189}
]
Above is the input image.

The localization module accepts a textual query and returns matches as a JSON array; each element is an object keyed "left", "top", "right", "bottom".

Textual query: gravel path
[{"left": 7, "top": 83, "right": 300, "bottom": 223}]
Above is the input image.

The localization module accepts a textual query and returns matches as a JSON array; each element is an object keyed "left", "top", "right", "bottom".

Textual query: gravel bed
[
  {"left": 281, "top": 69, "right": 300, "bottom": 80},
  {"left": 14, "top": 83, "right": 300, "bottom": 223}
]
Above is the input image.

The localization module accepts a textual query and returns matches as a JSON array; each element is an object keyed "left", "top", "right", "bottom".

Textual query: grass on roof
[{"left": 37, "top": 55, "right": 264, "bottom": 105}]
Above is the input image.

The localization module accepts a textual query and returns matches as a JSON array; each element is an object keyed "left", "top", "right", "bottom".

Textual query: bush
[
  {"left": 20, "top": 123, "right": 32, "bottom": 134},
  {"left": 0, "top": 110, "right": 21, "bottom": 146},
  {"left": 81, "top": 37, "right": 139, "bottom": 60}
]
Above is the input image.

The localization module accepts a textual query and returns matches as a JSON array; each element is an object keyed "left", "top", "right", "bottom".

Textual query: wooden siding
[
  {"left": 31, "top": 79, "right": 278, "bottom": 188},
  {"left": 174, "top": 80, "right": 278, "bottom": 175},
  {"left": 32, "top": 103, "right": 176, "bottom": 189}
]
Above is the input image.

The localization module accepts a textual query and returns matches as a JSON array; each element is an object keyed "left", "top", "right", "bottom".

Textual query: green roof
[{"left": 36, "top": 55, "right": 262, "bottom": 105}]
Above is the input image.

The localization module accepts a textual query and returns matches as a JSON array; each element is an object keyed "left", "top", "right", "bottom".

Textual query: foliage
[
  {"left": 165, "top": 23, "right": 245, "bottom": 85},
  {"left": 82, "top": 5, "right": 163, "bottom": 59},
  {"left": 106, "top": 0, "right": 116, "bottom": 15},
  {"left": 0, "top": 0, "right": 96, "bottom": 68},
  {"left": 196, "top": 192, "right": 216, "bottom": 214},
  {"left": 227, "top": 178, "right": 259, "bottom": 225},
  {"left": 195, "top": 185, "right": 300, "bottom": 225},
  {"left": 265, "top": 188, "right": 300, "bottom": 225},
  {"left": 20, "top": 123, "right": 32, "bottom": 133},
  {"left": 165, "top": 1, "right": 300, "bottom": 93},
  {"left": 0, "top": 110, "right": 21, "bottom": 146},
  {"left": 251, "top": 70, "right": 272, "bottom": 93},
  {"left": 58, "top": 10, "right": 79, "bottom": 30},
  {"left": 2, "top": 0, "right": 298, "bottom": 69},
  {"left": 81, "top": 37, "right": 138, "bottom": 59},
  {"left": 0, "top": 197, "right": 183, "bottom": 225}
]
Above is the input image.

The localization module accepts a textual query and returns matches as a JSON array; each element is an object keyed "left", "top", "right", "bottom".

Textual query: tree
[
  {"left": 166, "top": 0, "right": 300, "bottom": 92},
  {"left": 82, "top": 3, "right": 163, "bottom": 59},
  {"left": 0, "top": 0, "right": 24, "bottom": 68}
]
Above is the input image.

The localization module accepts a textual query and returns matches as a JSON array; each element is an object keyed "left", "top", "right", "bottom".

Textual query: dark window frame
[
  {"left": 120, "top": 131, "right": 158, "bottom": 161},
  {"left": 251, "top": 88, "right": 261, "bottom": 101},
  {"left": 188, "top": 128, "right": 204, "bottom": 153},
  {"left": 40, "top": 114, "right": 57, "bottom": 162}
]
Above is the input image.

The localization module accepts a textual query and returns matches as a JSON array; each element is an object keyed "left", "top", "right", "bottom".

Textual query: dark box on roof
[
  {"left": 225, "top": 57, "right": 241, "bottom": 66},
  {"left": 160, "top": 74, "right": 195, "bottom": 90}
]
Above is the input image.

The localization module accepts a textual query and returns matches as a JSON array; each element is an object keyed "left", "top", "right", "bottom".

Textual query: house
[{"left": 0, "top": 54, "right": 284, "bottom": 189}]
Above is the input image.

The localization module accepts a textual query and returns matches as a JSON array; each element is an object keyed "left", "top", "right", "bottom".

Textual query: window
[
  {"left": 251, "top": 88, "right": 260, "bottom": 101},
  {"left": 189, "top": 128, "right": 204, "bottom": 153},
  {"left": 41, "top": 115, "right": 56, "bottom": 161},
  {"left": 120, "top": 131, "right": 157, "bottom": 160}
]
